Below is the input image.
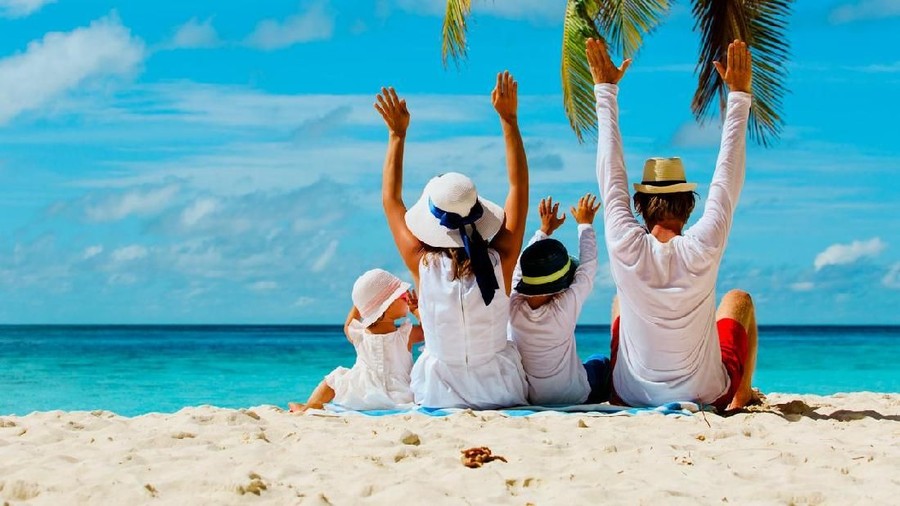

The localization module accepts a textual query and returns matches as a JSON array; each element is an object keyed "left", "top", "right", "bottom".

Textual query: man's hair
[{"left": 632, "top": 191, "right": 698, "bottom": 226}]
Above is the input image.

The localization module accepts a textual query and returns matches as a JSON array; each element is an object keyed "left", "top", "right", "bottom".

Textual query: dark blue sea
[{"left": 1, "top": 325, "right": 897, "bottom": 416}]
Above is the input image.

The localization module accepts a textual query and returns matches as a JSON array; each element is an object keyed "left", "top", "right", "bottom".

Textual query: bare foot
[
  {"left": 288, "top": 402, "right": 307, "bottom": 414},
  {"left": 726, "top": 387, "right": 763, "bottom": 411}
]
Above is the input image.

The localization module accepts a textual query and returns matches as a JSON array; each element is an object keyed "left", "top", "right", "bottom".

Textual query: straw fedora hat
[
  {"left": 405, "top": 172, "right": 505, "bottom": 248},
  {"left": 351, "top": 269, "right": 410, "bottom": 327},
  {"left": 632, "top": 157, "right": 698, "bottom": 194}
]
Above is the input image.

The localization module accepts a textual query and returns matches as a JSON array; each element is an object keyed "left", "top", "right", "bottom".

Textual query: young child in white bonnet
[{"left": 289, "top": 268, "right": 423, "bottom": 412}]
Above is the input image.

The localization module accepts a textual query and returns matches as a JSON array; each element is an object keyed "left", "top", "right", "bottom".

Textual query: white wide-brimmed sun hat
[
  {"left": 632, "top": 157, "right": 698, "bottom": 194},
  {"left": 405, "top": 172, "right": 505, "bottom": 248},
  {"left": 351, "top": 269, "right": 410, "bottom": 327}
]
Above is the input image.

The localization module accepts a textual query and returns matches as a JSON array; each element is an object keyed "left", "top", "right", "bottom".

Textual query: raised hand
[
  {"left": 491, "top": 71, "right": 518, "bottom": 123},
  {"left": 404, "top": 289, "right": 419, "bottom": 316},
  {"left": 374, "top": 87, "right": 410, "bottom": 138},
  {"left": 585, "top": 38, "right": 632, "bottom": 85},
  {"left": 713, "top": 40, "right": 753, "bottom": 94},
  {"left": 570, "top": 193, "right": 601, "bottom": 225},
  {"left": 539, "top": 197, "right": 566, "bottom": 236}
]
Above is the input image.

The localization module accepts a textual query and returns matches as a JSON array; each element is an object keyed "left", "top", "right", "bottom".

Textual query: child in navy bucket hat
[{"left": 510, "top": 194, "right": 612, "bottom": 406}]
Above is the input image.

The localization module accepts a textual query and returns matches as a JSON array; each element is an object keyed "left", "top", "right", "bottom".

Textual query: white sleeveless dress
[
  {"left": 411, "top": 249, "right": 528, "bottom": 409},
  {"left": 325, "top": 320, "right": 415, "bottom": 410}
]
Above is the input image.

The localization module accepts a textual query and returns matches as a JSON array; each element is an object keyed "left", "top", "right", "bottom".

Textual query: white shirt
[
  {"left": 509, "top": 225, "right": 598, "bottom": 405},
  {"left": 325, "top": 319, "right": 414, "bottom": 410},
  {"left": 411, "top": 249, "right": 528, "bottom": 409},
  {"left": 594, "top": 83, "right": 751, "bottom": 407}
]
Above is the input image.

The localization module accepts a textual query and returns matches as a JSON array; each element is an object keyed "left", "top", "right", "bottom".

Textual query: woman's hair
[
  {"left": 422, "top": 245, "right": 473, "bottom": 280},
  {"left": 633, "top": 191, "right": 698, "bottom": 225}
]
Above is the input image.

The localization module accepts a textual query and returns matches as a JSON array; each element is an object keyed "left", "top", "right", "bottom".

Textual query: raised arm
[
  {"left": 404, "top": 288, "right": 424, "bottom": 351},
  {"left": 512, "top": 197, "right": 565, "bottom": 288},
  {"left": 560, "top": 194, "right": 601, "bottom": 320},
  {"left": 586, "top": 39, "right": 643, "bottom": 254},
  {"left": 343, "top": 305, "right": 361, "bottom": 344},
  {"left": 375, "top": 87, "right": 425, "bottom": 283},
  {"left": 487, "top": 71, "right": 530, "bottom": 293},
  {"left": 688, "top": 40, "right": 753, "bottom": 251}
]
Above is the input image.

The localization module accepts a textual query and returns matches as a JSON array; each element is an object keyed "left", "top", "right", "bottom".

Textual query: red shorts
[{"left": 609, "top": 317, "right": 749, "bottom": 412}]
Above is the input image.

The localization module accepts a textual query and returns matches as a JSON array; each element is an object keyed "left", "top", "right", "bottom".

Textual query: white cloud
[
  {"left": 180, "top": 197, "right": 218, "bottom": 227},
  {"left": 311, "top": 239, "right": 339, "bottom": 272},
  {"left": 883, "top": 263, "right": 900, "bottom": 289},
  {"left": 293, "top": 105, "right": 352, "bottom": 141},
  {"left": 83, "top": 245, "right": 103, "bottom": 259},
  {"left": 814, "top": 237, "right": 886, "bottom": 271},
  {"left": 249, "top": 281, "right": 279, "bottom": 291},
  {"left": 0, "top": 15, "right": 144, "bottom": 124},
  {"left": 793, "top": 61, "right": 900, "bottom": 74},
  {"left": 851, "top": 61, "right": 900, "bottom": 73},
  {"left": 830, "top": 0, "right": 900, "bottom": 24},
  {"left": 790, "top": 281, "right": 815, "bottom": 292},
  {"left": 166, "top": 17, "right": 220, "bottom": 49},
  {"left": 108, "top": 272, "right": 137, "bottom": 285},
  {"left": 111, "top": 245, "right": 148, "bottom": 262},
  {"left": 58, "top": 82, "right": 535, "bottom": 194},
  {"left": 294, "top": 296, "right": 315, "bottom": 307},
  {"left": 73, "top": 82, "right": 488, "bottom": 133},
  {"left": 245, "top": 2, "right": 334, "bottom": 50},
  {"left": 672, "top": 120, "right": 722, "bottom": 148},
  {"left": 0, "top": 0, "right": 55, "bottom": 18},
  {"left": 85, "top": 184, "right": 179, "bottom": 222}
]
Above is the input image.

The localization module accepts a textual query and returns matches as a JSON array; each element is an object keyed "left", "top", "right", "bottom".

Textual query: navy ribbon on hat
[{"left": 428, "top": 199, "right": 499, "bottom": 305}]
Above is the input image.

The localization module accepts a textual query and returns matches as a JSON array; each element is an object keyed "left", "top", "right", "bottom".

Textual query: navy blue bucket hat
[{"left": 515, "top": 239, "right": 578, "bottom": 296}]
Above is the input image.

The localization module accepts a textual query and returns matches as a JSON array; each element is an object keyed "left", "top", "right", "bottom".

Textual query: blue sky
[{"left": 0, "top": 0, "right": 897, "bottom": 324}]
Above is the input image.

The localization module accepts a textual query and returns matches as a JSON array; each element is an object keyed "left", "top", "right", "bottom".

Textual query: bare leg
[
  {"left": 716, "top": 290, "right": 759, "bottom": 410},
  {"left": 606, "top": 295, "right": 623, "bottom": 405},
  {"left": 289, "top": 380, "right": 335, "bottom": 413}
]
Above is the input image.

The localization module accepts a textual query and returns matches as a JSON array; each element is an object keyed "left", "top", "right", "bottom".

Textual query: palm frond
[
  {"left": 561, "top": 0, "right": 604, "bottom": 143},
  {"left": 744, "top": 0, "right": 792, "bottom": 146},
  {"left": 442, "top": 0, "right": 473, "bottom": 68},
  {"left": 594, "top": 0, "right": 671, "bottom": 58},
  {"left": 691, "top": 0, "right": 792, "bottom": 146}
]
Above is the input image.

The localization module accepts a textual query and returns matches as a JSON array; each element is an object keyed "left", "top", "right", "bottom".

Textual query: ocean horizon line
[{"left": 1, "top": 323, "right": 898, "bottom": 330}]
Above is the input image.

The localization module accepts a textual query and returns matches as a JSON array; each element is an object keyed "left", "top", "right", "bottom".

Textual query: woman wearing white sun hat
[{"left": 374, "top": 72, "right": 528, "bottom": 409}]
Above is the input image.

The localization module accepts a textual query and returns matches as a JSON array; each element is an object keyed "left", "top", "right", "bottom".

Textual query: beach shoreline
[{"left": 2, "top": 392, "right": 898, "bottom": 504}]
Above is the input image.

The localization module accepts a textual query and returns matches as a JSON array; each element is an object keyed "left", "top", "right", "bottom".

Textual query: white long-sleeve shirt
[
  {"left": 509, "top": 224, "right": 598, "bottom": 405},
  {"left": 594, "top": 83, "right": 751, "bottom": 407}
]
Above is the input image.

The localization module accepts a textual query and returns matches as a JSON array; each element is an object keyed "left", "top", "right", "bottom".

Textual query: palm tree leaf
[
  {"left": 594, "top": 0, "right": 671, "bottom": 58},
  {"left": 561, "top": 0, "right": 604, "bottom": 143},
  {"left": 691, "top": 0, "right": 792, "bottom": 146},
  {"left": 442, "top": 0, "right": 473, "bottom": 67}
]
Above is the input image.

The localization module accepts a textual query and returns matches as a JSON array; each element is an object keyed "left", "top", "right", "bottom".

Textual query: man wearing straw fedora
[{"left": 586, "top": 37, "right": 759, "bottom": 412}]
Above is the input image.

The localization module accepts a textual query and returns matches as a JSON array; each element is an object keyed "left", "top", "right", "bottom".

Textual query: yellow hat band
[{"left": 521, "top": 259, "right": 572, "bottom": 286}]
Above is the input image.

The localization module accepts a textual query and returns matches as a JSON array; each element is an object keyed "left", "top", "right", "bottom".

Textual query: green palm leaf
[
  {"left": 562, "top": 0, "right": 670, "bottom": 143},
  {"left": 594, "top": 0, "right": 671, "bottom": 58},
  {"left": 442, "top": 0, "right": 473, "bottom": 67},
  {"left": 441, "top": 0, "right": 791, "bottom": 146},
  {"left": 691, "top": 0, "right": 792, "bottom": 146},
  {"left": 561, "top": 0, "right": 604, "bottom": 143}
]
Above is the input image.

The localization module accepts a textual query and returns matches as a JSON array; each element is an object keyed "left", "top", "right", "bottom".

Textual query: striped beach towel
[{"left": 320, "top": 402, "right": 707, "bottom": 417}]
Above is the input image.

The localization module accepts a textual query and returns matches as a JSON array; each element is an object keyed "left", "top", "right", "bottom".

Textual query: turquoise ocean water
[{"left": 1, "top": 325, "right": 898, "bottom": 416}]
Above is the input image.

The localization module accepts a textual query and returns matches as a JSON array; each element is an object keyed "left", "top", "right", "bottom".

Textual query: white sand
[{"left": 1, "top": 393, "right": 898, "bottom": 505}]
